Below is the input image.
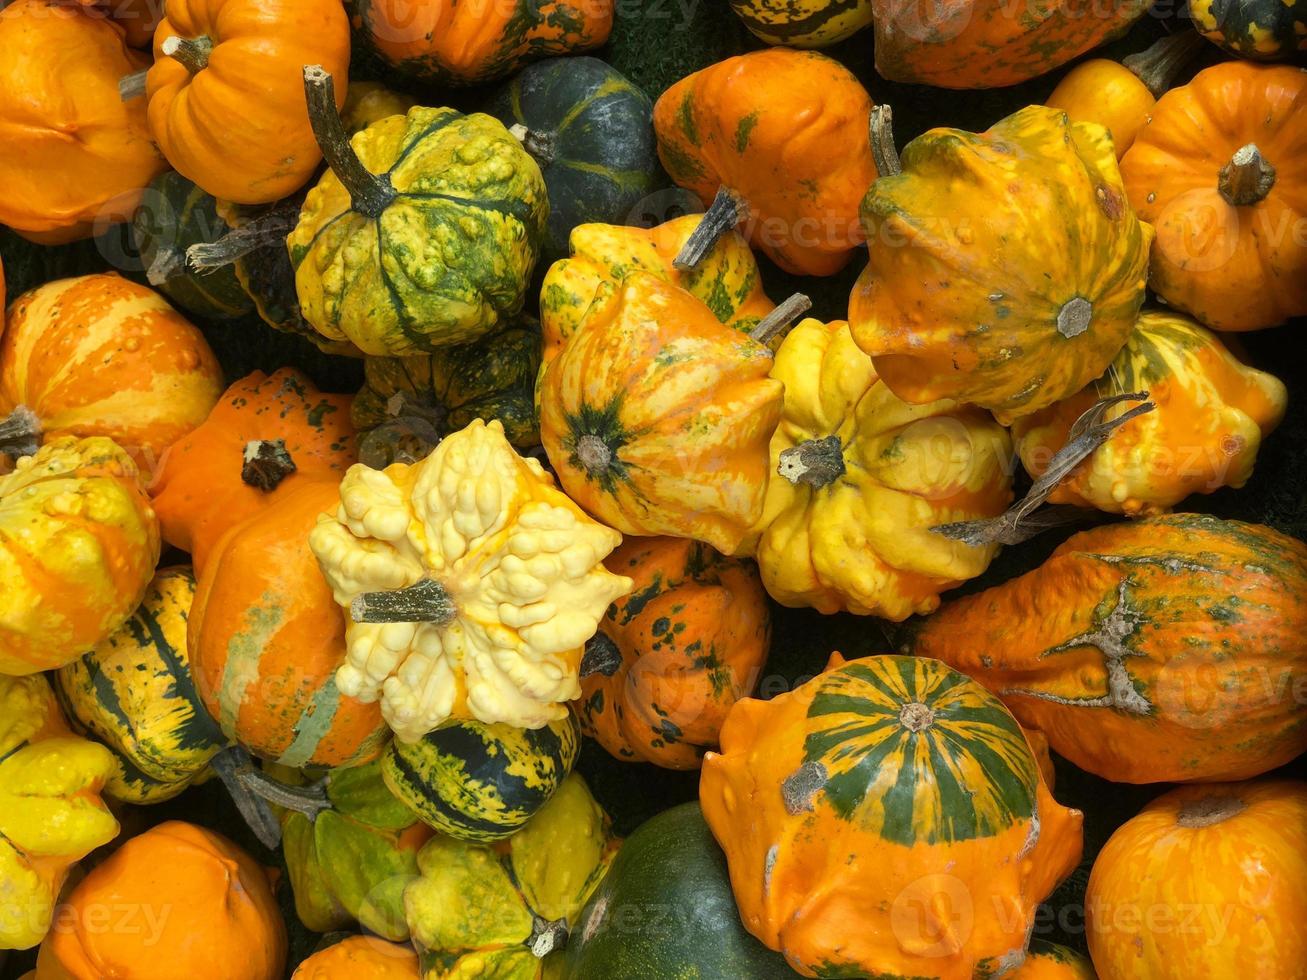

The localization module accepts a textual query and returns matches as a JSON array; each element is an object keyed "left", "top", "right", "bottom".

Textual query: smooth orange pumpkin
[
  {"left": 291, "top": 937, "right": 420, "bottom": 979},
  {"left": 578, "top": 536, "right": 771, "bottom": 770},
  {"left": 150, "top": 368, "right": 355, "bottom": 571},
  {"left": 0, "top": 0, "right": 166, "bottom": 242},
  {"left": 1121, "top": 61, "right": 1307, "bottom": 331},
  {"left": 188, "top": 478, "right": 388, "bottom": 768},
  {"left": 143, "top": 0, "right": 352, "bottom": 204},
  {"left": 907, "top": 514, "right": 1307, "bottom": 783},
  {"left": 1, "top": 274, "right": 223, "bottom": 471},
  {"left": 1087, "top": 780, "right": 1307, "bottom": 979},
  {"left": 35, "top": 820, "right": 286, "bottom": 980},
  {"left": 69, "top": 0, "right": 162, "bottom": 47}
]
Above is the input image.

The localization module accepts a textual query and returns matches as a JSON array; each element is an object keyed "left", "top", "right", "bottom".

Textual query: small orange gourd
[
  {"left": 291, "top": 937, "right": 420, "bottom": 979},
  {"left": 1011, "top": 940, "right": 1097, "bottom": 978}
]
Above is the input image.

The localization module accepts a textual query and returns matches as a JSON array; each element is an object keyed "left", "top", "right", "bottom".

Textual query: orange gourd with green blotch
[{"left": 1011, "top": 940, "right": 1097, "bottom": 978}]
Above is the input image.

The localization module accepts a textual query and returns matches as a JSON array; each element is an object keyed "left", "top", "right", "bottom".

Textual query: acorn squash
[
  {"left": 1191, "top": 0, "right": 1307, "bottom": 59},
  {"left": 727, "top": 0, "right": 873, "bottom": 47}
]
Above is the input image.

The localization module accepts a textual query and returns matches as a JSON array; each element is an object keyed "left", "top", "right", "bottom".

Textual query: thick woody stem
[
  {"left": 869, "top": 105, "right": 901, "bottom": 178},
  {"left": 161, "top": 35, "right": 213, "bottom": 75},
  {"left": 1218, "top": 144, "right": 1277, "bottom": 207},
  {"left": 119, "top": 70, "right": 148, "bottom": 101},
  {"left": 750, "top": 292, "right": 812, "bottom": 346},
  {"left": 241, "top": 440, "right": 297, "bottom": 492},
  {"left": 209, "top": 746, "right": 286, "bottom": 849},
  {"left": 234, "top": 764, "right": 333, "bottom": 821},
  {"left": 0, "top": 406, "right": 42, "bottom": 458},
  {"left": 303, "top": 65, "right": 395, "bottom": 219},
  {"left": 187, "top": 209, "right": 298, "bottom": 271},
  {"left": 508, "top": 123, "right": 558, "bottom": 167},
  {"left": 351, "top": 579, "right": 458, "bottom": 626},
  {"left": 1122, "top": 30, "right": 1204, "bottom": 98},
  {"left": 673, "top": 187, "right": 743, "bottom": 270},
  {"left": 777, "top": 435, "right": 845, "bottom": 489}
]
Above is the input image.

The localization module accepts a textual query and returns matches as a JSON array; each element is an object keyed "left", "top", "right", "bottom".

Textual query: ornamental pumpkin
[
  {"left": 353, "top": 317, "right": 541, "bottom": 469},
  {"left": 0, "top": 675, "right": 119, "bottom": 951},
  {"left": 728, "top": 0, "right": 873, "bottom": 47},
  {"left": 1087, "top": 780, "right": 1307, "bottom": 978},
  {"left": 142, "top": 0, "right": 351, "bottom": 204},
  {"left": 289, "top": 69, "right": 550, "bottom": 357},
  {"left": 871, "top": 0, "right": 1150, "bottom": 89},
  {"left": 0, "top": 274, "right": 224, "bottom": 469},
  {"left": 0, "top": 437, "right": 160, "bottom": 676},
  {"left": 746, "top": 316, "right": 1013, "bottom": 619},
  {"left": 354, "top": 0, "right": 614, "bottom": 86},
  {"left": 849, "top": 105, "right": 1154, "bottom": 423},
  {"left": 54, "top": 566, "right": 228, "bottom": 804},
  {"left": 0, "top": 0, "right": 166, "bottom": 243},
  {"left": 382, "top": 714, "right": 580, "bottom": 842},
  {"left": 34, "top": 821, "right": 286, "bottom": 980},
  {"left": 699, "top": 655, "right": 1083, "bottom": 979},
  {"left": 487, "top": 57, "right": 660, "bottom": 263},
  {"left": 342, "top": 81, "right": 417, "bottom": 133},
  {"left": 564, "top": 803, "right": 799, "bottom": 979},
  {"left": 68, "top": 0, "right": 164, "bottom": 48},
  {"left": 310, "top": 418, "right": 631, "bottom": 741},
  {"left": 1120, "top": 62, "right": 1307, "bottom": 331},
  {"left": 1012, "top": 311, "right": 1287, "bottom": 516},
  {"left": 1191, "top": 0, "right": 1307, "bottom": 59},
  {"left": 906, "top": 514, "right": 1307, "bottom": 783},
  {"left": 150, "top": 368, "right": 356, "bottom": 571},
  {"left": 539, "top": 272, "right": 784, "bottom": 553},
  {"left": 292, "top": 937, "right": 420, "bottom": 979},
  {"left": 1011, "top": 940, "right": 1097, "bottom": 979},
  {"left": 653, "top": 49, "right": 877, "bottom": 276},
  {"left": 403, "top": 774, "right": 619, "bottom": 979},
  {"left": 189, "top": 477, "right": 388, "bottom": 768},
  {"left": 578, "top": 536, "right": 771, "bottom": 770},
  {"left": 1045, "top": 32, "right": 1204, "bottom": 159}
]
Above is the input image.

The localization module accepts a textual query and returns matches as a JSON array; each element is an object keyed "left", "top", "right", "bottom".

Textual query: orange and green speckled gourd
[
  {"left": 849, "top": 105, "right": 1154, "bottom": 424},
  {"left": 1010, "top": 940, "right": 1097, "bottom": 978}
]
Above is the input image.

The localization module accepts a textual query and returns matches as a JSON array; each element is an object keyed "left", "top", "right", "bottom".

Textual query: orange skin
[
  {"left": 68, "top": 0, "right": 162, "bottom": 47},
  {"left": 291, "top": 937, "right": 420, "bottom": 978},
  {"left": 35, "top": 821, "right": 286, "bottom": 980},
  {"left": 1047, "top": 60, "right": 1155, "bottom": 159},
  {"left": 1, "top": 274, "right": 223, "bottom": 472},
  {"left": 1010, "top": 941, "right": 1096, "bottom": 978},
  {"left": 909, "top": 514, "right": 1307, "bottom": 784},
  {"left": 189, "top": 478, "right": 388, "bottom": 768},
  {"left": 1121, "top": 62, "right": 1307, "bottom": 331},
  {"left": 146, "top": 0, "right": 351, "bottom": 204},
  {"left": 0, "top": 1, "right": 165, "bottom": 240},
  {"left": 150, "top": 368, "right": 356, "bottom": 573},
  {"left": 653, "top": 49, "right": 878, "bottom": 276},
  {"left": 1087, "top": 780, "right": 1307, "bottom": 979}
]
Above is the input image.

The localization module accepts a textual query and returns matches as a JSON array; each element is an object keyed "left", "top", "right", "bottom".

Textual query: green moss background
[{"left": 2, "top": 1, "right": 1304, "bottom": 975}]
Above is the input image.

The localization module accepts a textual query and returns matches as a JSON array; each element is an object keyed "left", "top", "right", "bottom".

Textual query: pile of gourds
[{"left": 1, "top": 0, "right": 1305, "bottom": 975}]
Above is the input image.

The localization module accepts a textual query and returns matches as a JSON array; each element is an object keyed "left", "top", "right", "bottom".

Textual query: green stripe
[
  {"left": 277, "top": 673, "right": 343, "bottom": 768},
  {"left": 216, "top": 598, "right": 283, "bottom": 741}
]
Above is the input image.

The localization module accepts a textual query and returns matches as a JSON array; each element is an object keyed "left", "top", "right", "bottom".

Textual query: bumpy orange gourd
[
  {"left": 144, "top": 0, "right": 351, "bottom": 204},
  {"left": 1013, "top": 311, "right": 1287, "bottom": 516},
  {"left": 1087, "top": 780, "right": 1307, "bottom": 979},
  {"left": 908, "top": 514, "right": 1307, "bottom": 783},
  {"left": 700, "top": 655, "right": 1083, "bottom": 979},
  {"left": 1121, "top": 61, "right": 1307, "bottom": 331},
  {"left": 291, "top": 937, "right": 420, "bottom": 979},
  {"left": 539, "top": 272, "right": 783, "bottom": 554},
  {"left": 188, "top": 478, "right": 388, "bottom": 768},
  {"left": 653, "top": 49, "right": 878, "bottom": 276},
  {"left": 34, "top": 821, "right": 286, "bottom": 980},
  {"left": 1, "top": 275, "right": 223, "bottom": 471},
  {"left": 354, "top": 0, "right": 613, "bottom": 86},
  {"left": 0, "top": 0, "right": 166, "bottom": 242},
  {"left": 578, "top": 537, "right": 771, "bottom": 770},
  {"left": 850, "top": 106, "right": 1154, "bottom": 423},
  {"left": 150, "top": 369, "right": 355, "bottom": 571}
]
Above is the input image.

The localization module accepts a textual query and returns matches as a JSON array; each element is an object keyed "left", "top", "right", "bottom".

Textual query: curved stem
[
  {"left": 508, "top": 123, "right": 557, "bottom": 168},
  {"left": 1218, "top": 143, "right": 1276, "bottom": 207},
  {"left": 146, "top": 246, "right": 183, "bottom": 286},
  {"left": 119, "top": 70, "right": 148, "bottom": 102},
  {"left": 241, "top": 439, "right": 297, "bottom": 491},
  {"left": 750, "top": 292, "right": 811, "bottom": 346},
  {"left": 0, "top": 406, "right": 42, "bottom": 459},
  {"left": 673, "top": 187, "right": 743, "bottom": 270},
  {"left": 869, "top": 105, "right": 900, "bottom": 178},
  {"left": 161, "top": 35, "right": 213, "bottom": 75},
  {"left": 209, "top": 746, "right": 285, "bottom": 849},
  {"left": 777, "top": 435, "right": 845, "bottom": 489},
  {"left": 187, "top": 208, "right": 297, "bottom": 271},
  {"left": 1122, "top": 30, "right": 1203, "bottom": 98},
  {"left": 351, "top": 579, "right": 457, "bottom": 626},
  {"left": 236, "top": 766, "right": 333, "bottom": 821},
  {"left": 303, "top": 65, "right": 395, "bottom": 220}
]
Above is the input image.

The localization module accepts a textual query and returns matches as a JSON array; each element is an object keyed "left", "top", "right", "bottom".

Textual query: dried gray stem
[
  {"left": 750, "top": 293, "right": 811, "bottom": 346},
  {"left": 673, "top": 187, "right": 742, "bottom": 270},
  {"left": 351, "top": 578, "right": 457, "bottom": 626},
  {"left": 209, "top": 746, "right": 285, "bottom": 849}
]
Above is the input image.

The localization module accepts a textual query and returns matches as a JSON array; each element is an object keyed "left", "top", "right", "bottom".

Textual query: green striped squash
[
  {"left": 727, "top": 0, "right": 874, "bottom": 47},
  {"left": 382, "top": 713, "right": 581, "bottom": 842}
]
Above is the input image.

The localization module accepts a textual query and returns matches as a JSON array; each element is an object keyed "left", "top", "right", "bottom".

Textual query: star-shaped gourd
[{"left": 310, "top": 419, "right": 632, "bottom": 741}]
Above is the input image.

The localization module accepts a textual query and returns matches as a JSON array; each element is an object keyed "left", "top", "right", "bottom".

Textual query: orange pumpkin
[
  {"left": 291, "top": 937, "right": 420, "bottom": 979},
  {"left": 653, "top": 49, "right": 877, "bottom": 276},
  {"left": 34, "top": 820, "right": 286, "bottom": 980},
  {"left": 150, "top": 368, "right": 356, "bottom": 571},
  {"left": 1, "top": 274, "right": 223, "bottom": 472},
  {"left": 1087, "top": 780, "right": 1307, "bottom": 979},
  {"left": 144, "top": 0, "right": 352, "bottom": 204},
  {"left": 578, "top": 537, "right": 771, "bottom": 770},
  {"left": 1121, "top": 61, "right": 1307, "bottom": 330},
  {"left": 69, "top": 0, "right": 162, "bottom": 47},
  {"left": 188, "top": 478, "right": 388, "bottom": 768},
  {"left": 1011, "top": 940, "right": 1097, "bottom": 978},
  {"left": 700, "top": 655, "right": 1083, "bottom": 978},
  {"left": 0, "top": 0, "right": 166, "bottom": 242},
  {"left": 907, "top": 514, "right": 1307, "bottom": 783}
]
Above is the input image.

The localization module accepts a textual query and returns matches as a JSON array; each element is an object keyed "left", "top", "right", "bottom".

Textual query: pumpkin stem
[
  {"left": 0, "top": 406, "right": 43, "bottom": 459},
  {"left": 303, "top": 65, "right": 396, "bottom": 220},
  {"left": 146, "top": 246, "right": 184, "bottom": 286},
  {"left": 778, "top": 435, "right": 845, "bottom": 489},
  {"left": 1056, "top": 297, "right": 1094, "bottom": 339},
  {"left": 750, "top": 292, "right": 812, "bottom": 346},
  {"left": 673, "top": 186, "right": 743, "bottom": 270},
  {"left": 187, "top": 208, "right": 297, "bottom": 271},
  {"left": 1177, "top": 794, "right": 1247, "bottom": 828},
  {"left": 899, "top": 701, "right": 935, "bottom": 732},
  {"left": 351, "top": 579, "right": 458, "bottom": 626},
  {"left": 932, "top": 391, "right": 1155, "bottom": 547},
  {"left": 574, "top": 434, "right": 613, "bottom": 478},
  {"left": 1218, "top": 143, "right": 1277, "bottom": 207},
  {"left": 508, "top": 123, "right": 557, "bottom": 168},
  {"left": 868, "top": 105, "right": 900, "bottom": 178},
  {"left": 235, "top": 765, "right": 333, "bottom": 821},
  {"left": 161, "top": 35, "right": 213, "bottom": 75},
  {"left": 580, "top": 632, "right": 623, "bottom": 677},
  {"left": 118, "top": 70, "right": 148, "bottom": 101},
  {"left": 527, "top": 915, "right": 569, "bottom": 958},
  {"left": 1122, "top": 30, "right": 1204, "bottom": 98},
  {"left": 241, "top": 439, "right": 297, "bottom": 492},
  {"left": 209, "top": 746, "right": 285, "bottom": 849}
]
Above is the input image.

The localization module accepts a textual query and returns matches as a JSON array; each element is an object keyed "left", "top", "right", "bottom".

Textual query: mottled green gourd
[
  {"left": 288, "top": 67, "right": 549, "bottom": 357},
  {"left": 1191, "top": 0, "right": 1307, "bottom": 59}
]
